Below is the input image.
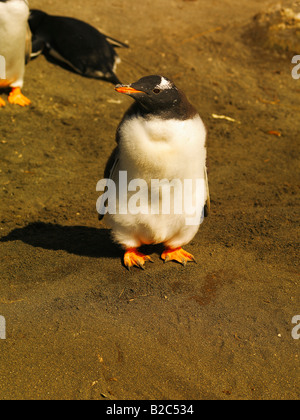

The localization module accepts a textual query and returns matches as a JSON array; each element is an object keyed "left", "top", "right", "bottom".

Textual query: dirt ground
[{"left": 0, "top": 0, "right": 299, "bottom": 400}]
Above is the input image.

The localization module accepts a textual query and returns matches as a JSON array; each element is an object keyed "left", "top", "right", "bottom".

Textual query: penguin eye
[{"left": 153, "top": 88, "right": 161, "bottom": 94}]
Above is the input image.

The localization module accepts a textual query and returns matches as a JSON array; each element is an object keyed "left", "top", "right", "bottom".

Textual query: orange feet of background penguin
[
  {"left": 8, "top": 87, "right": 31, "bottom": 106},
  {"left": 0, "top": 87, "right": 31, "bottom": 107}
]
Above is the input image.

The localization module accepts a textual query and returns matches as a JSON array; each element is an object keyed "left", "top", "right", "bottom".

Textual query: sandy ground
[{"left": 0, "top": 0, "right": 299, "bottom": 400}]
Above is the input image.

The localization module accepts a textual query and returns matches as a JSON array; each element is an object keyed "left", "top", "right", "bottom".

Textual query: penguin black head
[
  {"left": 28, "top": 9, "right": 48, "bottom": 32},
  {"left": 115, "top": 75, "right": 197, "bottom": 120}
]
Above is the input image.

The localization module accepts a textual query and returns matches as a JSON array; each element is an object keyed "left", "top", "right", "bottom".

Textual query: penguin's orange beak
[{"left": 115, "top": 85, "right": 143, "bottom": 95}]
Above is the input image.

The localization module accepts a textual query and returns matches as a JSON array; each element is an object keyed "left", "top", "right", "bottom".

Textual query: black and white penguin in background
[
  {"left": 0, "top": 0, "right": 31, "bottom": 107},
  {"left": 28, "top": 9, "right": 129, "bottom": 84},
  {"left": 98, "top": 75, "right": 210, "bottom": 270}
]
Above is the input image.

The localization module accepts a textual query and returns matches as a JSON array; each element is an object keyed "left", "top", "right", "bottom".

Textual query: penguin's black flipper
[
  {"left": 98, "top": 146, "right": 120, "bottom": 221},
  {"left": 204, "top": 166, "right": 210, "bottom": 217},
  {"left": 31, "top": 36, "right": 45, "bottom": 58}
]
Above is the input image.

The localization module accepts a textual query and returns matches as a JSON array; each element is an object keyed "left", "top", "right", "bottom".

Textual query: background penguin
[
  {"left": 28, "top": 9, "right": 129, "bottom": 84},
  {"left": 98, "top": 75, "right": 210, "bottom": 270},
  {"left": 0, "top": 0, "right": 31, "bottom": 107}
]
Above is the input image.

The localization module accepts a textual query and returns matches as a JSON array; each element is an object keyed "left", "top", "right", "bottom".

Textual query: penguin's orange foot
[
  {"left": 124, "top": 248, "right": 153, "bottom": 270},
  {"left": 0, "top": 97, "right": 6, "bottom": 108},
  {"left": 8, "top": 88, "right": 31, "bottom": 107},
  {"left": 161, "top": 247, "right": 196, "bottom": 266}
]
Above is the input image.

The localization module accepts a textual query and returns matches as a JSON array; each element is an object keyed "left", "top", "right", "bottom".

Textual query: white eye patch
[{"left": 155, "top": 76, "right": 173, "bottom": 90}]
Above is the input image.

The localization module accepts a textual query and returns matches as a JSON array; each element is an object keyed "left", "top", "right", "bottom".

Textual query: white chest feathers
[
  {"left": 102, "top": 114, "right": 208, "bottom": 249},
  {"left": 118, "top": 114, "right": 207, "bottom": 180}
]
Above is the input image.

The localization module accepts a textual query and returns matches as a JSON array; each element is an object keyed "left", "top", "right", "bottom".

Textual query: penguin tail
[{"left": 105, "top": 35, "right": 129, "bottom": 49}]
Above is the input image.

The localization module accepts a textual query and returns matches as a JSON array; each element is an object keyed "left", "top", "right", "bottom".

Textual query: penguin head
[
  {"left": 28, "top": 9, "right": 48, "bottom": 32},
  {"left": 115, "top": 75, "right": 190, "bottom": 117}
]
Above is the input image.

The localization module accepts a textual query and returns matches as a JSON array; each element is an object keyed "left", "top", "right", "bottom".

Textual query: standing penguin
[
  {"left": 0, "top": 0, "right": 31, "bottom": 107},
  {"left": 98, "top": 75, "right": 210, "bottom": 270}
]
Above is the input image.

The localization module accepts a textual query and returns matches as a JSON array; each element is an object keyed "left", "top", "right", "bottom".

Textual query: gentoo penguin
[
  {"left": 0, "top": 0, "right": 31, "bottom": 107},
  {"left": 97, "top": 75, "right": 210, "bottom": 270},
  {"left": 28, "top": 9, "right": 128, "bottom": 84}
]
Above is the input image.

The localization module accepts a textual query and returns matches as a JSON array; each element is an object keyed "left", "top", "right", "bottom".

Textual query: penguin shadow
[
  {"left": 0, "top": 222, "right": 122, "bottom": 260},
  {"left": 0, "top": 87, "right": 11, "bottom": 100},
  {"left": 0, "top": 87, "right": 11, "bottom": 95}
]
